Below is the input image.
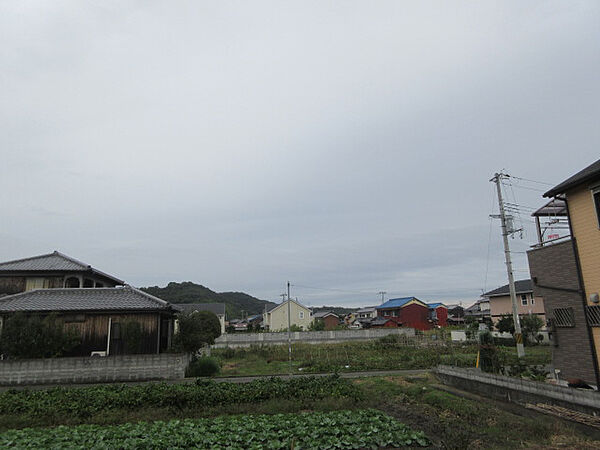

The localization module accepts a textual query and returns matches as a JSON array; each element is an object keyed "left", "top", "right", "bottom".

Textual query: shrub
[
  {"left": 521, "top": 315, "right": 544, "bottom": 346},
  {"left": 173, "top": 311, "right": 222, "bottom": 353},
  {"left": 308, "top": 319, "right": 325, "bottom": 331},
  {"left": 0, "top": 312, "right": 80, "bottom": 359},
  {"left": 478, "top": 330, "right": 503, "bottom": 373},
  {"left": 187, "top": 356, "right": 220, "bottom": 377}
]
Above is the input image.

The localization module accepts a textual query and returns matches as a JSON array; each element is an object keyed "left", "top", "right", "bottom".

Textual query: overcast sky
[{"left": 1, "top": 1, "right": 599, "bottom": 307}]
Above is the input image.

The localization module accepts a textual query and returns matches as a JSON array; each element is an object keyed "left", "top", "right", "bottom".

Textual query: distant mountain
[{"left": 140, "top": 281, "right": 276, "bottom": 319}]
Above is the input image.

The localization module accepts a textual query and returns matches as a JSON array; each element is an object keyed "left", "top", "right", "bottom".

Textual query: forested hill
[{"left": 140, "top": 282, "right": 276, "bottom": 319}]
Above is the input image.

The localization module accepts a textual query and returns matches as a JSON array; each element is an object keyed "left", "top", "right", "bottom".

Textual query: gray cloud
[{"left": 1, "top": 1, "right": 599, "bottom": 307}]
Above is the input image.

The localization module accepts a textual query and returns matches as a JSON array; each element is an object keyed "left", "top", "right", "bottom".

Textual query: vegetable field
[
  {"left": 0, "top": 375, "right": 358, "bottom": 419},
  {"left": 0, "top": 410, "right": 428, "bottom": 449}
]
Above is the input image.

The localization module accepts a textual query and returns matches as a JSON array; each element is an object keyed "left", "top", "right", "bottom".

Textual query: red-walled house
[
  {"left": 428, "top": 303, "right": 448, "bottom": 327},
  {"left": 376, "top": 297, "right": 431, "bottom": 331}
]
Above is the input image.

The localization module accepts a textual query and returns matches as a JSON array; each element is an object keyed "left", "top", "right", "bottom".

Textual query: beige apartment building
[
  {"left": 527, "top": 158, "right": 600, "bottom": 385},
  {"left": 483, "top": 279, "right": 546, "bottom": 325},
  {"left": 263, "top": 299, "right": 313, "bottom": 331}
]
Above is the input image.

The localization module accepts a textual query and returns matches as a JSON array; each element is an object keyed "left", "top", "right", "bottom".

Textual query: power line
[
  {"left": 291, "top": 284, "right": 378, "bottom": 296},
  {"left": 510, "top": 175, "right": 554, "bottom": 186},
  {"left": 509, "top": 184, "right": 547, "bottom": 193}
]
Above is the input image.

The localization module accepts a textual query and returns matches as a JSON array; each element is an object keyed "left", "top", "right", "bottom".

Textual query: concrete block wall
[
  {"left": 0, "top": 353, "right": 190, "bottom": 386},
  {"left": 436, "top": 365, "right": 600, "bottom": 416},
  {"left": 527, "top": 240, "right": 597, "bottom": 383},
  {"left": 213, "top": 328, "right": 416, "bottom": 348}
]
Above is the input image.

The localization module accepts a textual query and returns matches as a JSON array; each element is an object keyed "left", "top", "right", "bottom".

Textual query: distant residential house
[
  {"left": 370, "top": 317, "right": 397, "bottom": 328},
  {"left": 356, "top": 306, "right": 377, "bottom": 319},
  {"left": 483, "top": 279, "right": 546, "bottom": 326},
  {"left": 427, "top": 303, "right": 448, "bottom": 327},
  {"left": 464, "top": 299, "right": 491, "bottom": 321},
  {"left": 0, "top": 286, "right": 174, "bottom": 356},
  {"left": 0, "top": 251, "right": 124, "bottom": 296},
  {"left": 312, "top": 311, "right": 340, "bottom": 330},
  {"left": 246, "top": 314, "right": 263, "bottom": 329},
  {"left": 172, "top": 303, "right": 226, "bottom": 335},
  {"left": 376, "top": 297, "right": 430, "bottom": 331},
  {"left": 444, "top": 304, "right": 465, "bottom": 325},
  {"left": 263, "top": 299, "right": 313, "bottom": 331},
  {"left": 344, "top": 312, "right": 356, "bottom": 325}
]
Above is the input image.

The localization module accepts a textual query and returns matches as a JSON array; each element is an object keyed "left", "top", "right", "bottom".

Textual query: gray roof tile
[
  {"left": 483, "top": 279, "right": 532, "bottom": 297},
  {"left": 0, "top": 251, "right": 124, "bottom": 284},
  {"left": 0, "top": 286, "right": 170, "bottom": 313}
]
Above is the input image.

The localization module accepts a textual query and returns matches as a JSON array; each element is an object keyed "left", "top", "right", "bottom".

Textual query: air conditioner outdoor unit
[{"left": 90, "top": 351, "right": 107, "bottom": 357}]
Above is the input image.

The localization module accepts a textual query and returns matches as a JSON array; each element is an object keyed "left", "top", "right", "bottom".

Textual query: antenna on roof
[{"left": 378, "top": 291, "right": 386, "bottom": 304}]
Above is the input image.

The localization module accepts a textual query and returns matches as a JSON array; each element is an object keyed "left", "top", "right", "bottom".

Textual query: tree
[
  {"left": 0, "top": 312, "right": 80, "bottom": 359},
  {"left": 174, "top": 311, "right": 222, "bottom": 353},
  {"left": 478, "top": 330, "right": 503, "bottom": 373},
  {"left": 521, "top": 314, "right": 544, "bottom": 345},
  {"left": 465, "top": 316, "right": 480, "bottom": 339},
  {"left": 496, "top": 315, "right": 515, "bottom": 335}
]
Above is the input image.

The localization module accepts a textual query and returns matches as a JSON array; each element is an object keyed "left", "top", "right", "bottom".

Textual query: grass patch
[
  {"left": 355, "top": 375, "right": 599, "bottom": 449},
  {"left": 213, "top": 341, "right": 551, "bottom": 376}
]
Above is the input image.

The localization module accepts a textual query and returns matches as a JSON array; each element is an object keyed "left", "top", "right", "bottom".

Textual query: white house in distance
[
  {"left": 356, "top": 306, "right": 377, "bottom": 319},
  {"left": 263, "top": 299, "right": 313, "bottom": 331}
]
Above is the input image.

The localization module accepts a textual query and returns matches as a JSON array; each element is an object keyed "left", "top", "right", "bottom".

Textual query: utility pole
[
  {"left": 287, "top": 281, "right": 292, "bottom": 376},
  {"left": 378, "top": 291, "right": 386, "bottom": 304},
  {"left": 491, "top": 172, "right": 525, "bottom": 358}
]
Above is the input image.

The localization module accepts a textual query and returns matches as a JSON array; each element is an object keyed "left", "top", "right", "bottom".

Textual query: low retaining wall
[
  {"left": 213, "top": 328, "right": 416, "bottom": 348},
  {"left": 435, "top": 365, "right": 600, "bottom": 416},
  {"left": 0, "top": 353, "right": 190, "bottom": 386}
]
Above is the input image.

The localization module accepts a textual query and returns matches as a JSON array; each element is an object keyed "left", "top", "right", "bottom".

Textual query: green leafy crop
[
  {"left": 0, "top": 375, "right": 361, "bottom": 419},
  {"left": 0, "top": 409, "right": 429, "bottom": 449}
]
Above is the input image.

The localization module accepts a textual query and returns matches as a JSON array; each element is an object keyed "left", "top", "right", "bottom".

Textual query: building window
[
  {"left": 553, "top": 307, "right": 574, "bottom": 327},
  {"left": 531, "top": 297, "right": 535, "bottom": 305},
  {"left": 64, "top": 277, "right": 80, "bottom": 288},
  {"left": 299, "top": 311, "right": 304, "bottom": 319},
  {"left": 25, "top": 278, "right": 49, "bottom": 291},
  {"left": 593, "top": 187, "right": 600, "bottom": 228},
  {"left": 83, "top": 278, "right": 94, "bottom": 288},
  {"left": 521, "top": 294, "right": 528, "bottom": 306},
  {"left": 392, "top": 311, "right": 398, "bottom": 317}
]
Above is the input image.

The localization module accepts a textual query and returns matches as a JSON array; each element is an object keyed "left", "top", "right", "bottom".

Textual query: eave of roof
[
  {"left": 377, "top": 297, "right": 427, "bottom": 309},
  {"left": 483, "top": 279, "right": 533, "bottom": 297},
  {"left": 0, "top": 286, "right": 170, "bottom": 313},
  {"left": 266, "top": 298, "right": 311, "bottom": 314},
  {"left": 544, "top": 158, "right": 600, "bottom": 198}
]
